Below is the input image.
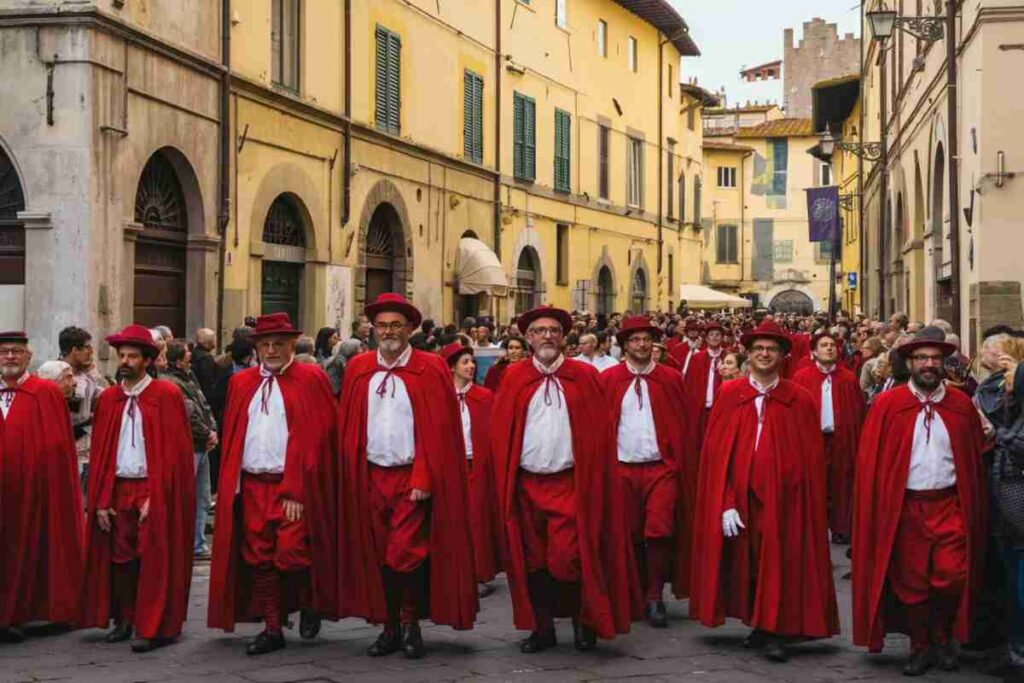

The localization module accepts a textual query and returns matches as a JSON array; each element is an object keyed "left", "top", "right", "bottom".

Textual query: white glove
[{"left": 722, "top": 508, "right": 745, "bottom": 538}]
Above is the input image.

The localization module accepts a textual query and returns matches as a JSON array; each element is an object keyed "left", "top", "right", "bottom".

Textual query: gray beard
[
  {"left": 534, "top": 346, "right": 559, "bottom": 364},
  {"left": 379, "top": 339, "right": 403, "bottom": 354}
]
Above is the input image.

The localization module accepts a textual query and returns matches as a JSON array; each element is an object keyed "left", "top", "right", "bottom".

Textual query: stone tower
[{"left": 783, "top": 18, "right": 861, "bottom": 118}]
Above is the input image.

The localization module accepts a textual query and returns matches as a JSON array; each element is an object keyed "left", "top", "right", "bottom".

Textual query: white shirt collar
[
  {"left": 749, "top": 375, "right": 780, "bottom": 394},
  {"left": 909, "top": 379, "right": 946, "bottom": 404},
  {"left": 625, "top": 359, "right": 656, "bottom": 376},
  {"left": 121, "top": 373, "right": 152, "bottom": 397},
  {"left": 260, "top": 358, "right": 294, "bottom": 378},
  {"left": 532, "top": 353, "right": 565, "bottom": 376},
  {"left": 377, "top": 344, "right": 412, "bottom": 370},
  {"left": 815, "top": 360, "right": 836, "bottom": 375},
  {"left": 707, "top": 346, "right": 723, "bottom": 358},
  {"left": 455, "top": 381, "right": 472, "bottom": 396}
]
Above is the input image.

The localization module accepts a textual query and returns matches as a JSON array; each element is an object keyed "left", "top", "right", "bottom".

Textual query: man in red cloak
[
  {"left": 668, "top": 319, "right": 703, "bottom": 376},
  {"left": 492, "top": 305, "right": 635, "bottom": 654},
  {"left": 0, "top": 331, "right": 83, "bottom": 643},
  {"left": 336, "top": 294, "right": 477, "bottom": 659},
  {"left": 792, "top": 331, "right": 865, "bottom": 544},
  {"left": 80, "top": 325, "right": 195, "bottom": 652},
  {"left": 600, "top": 317, "right": 696, "bottom": 628},
  {"left": 682, "top": 321, "right": 728, "bottom": 438},
  {"left": 208, "top": 313, "right": 338, "bottom": 655},
  {"left": 691, "top": 320, "right": 838, "bottom": 662},
  {"left": 852, "top": 328, "right": 986, "bottom": 676},
  {"left": 441, "top": 342, "right": 503, "bottom": 593}
]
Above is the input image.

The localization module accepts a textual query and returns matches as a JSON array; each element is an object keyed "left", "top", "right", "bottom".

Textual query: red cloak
[
  {"left": 492, "top": 358, "right": 636, "bottom": 638},
  {"left": 851, "top": 384, "right": 986, "bottom": 652},
  {"left": 600, "top": 362, "right": 698, "bottom": 598},
  {"left": 681, "top": 348, "right": 725, "bottom": 437},
  {"left": 791, "top": 364, "right": 865, "bottom": 536},
  {"left": 781, "top": 333, "right": 812, "bottom": 378},
  {"left": 690, "top": 378, "right": 839, "bottom": 637},
  {"left": 668, "top": 342, "right": 700, "bottom": 376},
  {"left": 336, "top": 350, "right": 477, "bottom": 629},
  {"left": 0, "top": 376, "right": 84, "bottom": 627},
  {"left": 464, "top": 384, "right": 505, "bottom": 582},
  {"left": 208, "top": 362, "right": 338, "bottom": 630},
  {"left": 81, "top": 379, "right": 195, "bottom": 639},
  {"left": 484, "top": 360, "right": 510, "bottom": 392}
]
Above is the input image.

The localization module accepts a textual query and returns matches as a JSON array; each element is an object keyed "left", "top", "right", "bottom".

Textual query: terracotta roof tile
[
  {"left": 734, "top": 118, "right": 815, "bottom": 139},
  {"left": 702, "top": 140, "right": 754, "bottom": 153}
]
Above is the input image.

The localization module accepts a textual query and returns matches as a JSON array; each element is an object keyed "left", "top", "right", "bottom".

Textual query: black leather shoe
[
  {"left": 299, "top": 610, "right": 321, "bottom": 640},
  {"left": 902, "top": 649, "right": 933, "bottom": 677},
  {"left": 246, "top": 630, "right": 285, "bottom": 656},
  {"left": 572, "top": 619, "right": 597, "bottom": 651},
  {"left": 0, "top": 627, "right": 25, "bottom": 644},
  {"left": 645, "top": 600, "right": 668, "bottom": 628},
  {"left": 763, "top": 637, "right": 788, "bottom": 663},
  {"left": 131, "top": 637, "right": 168, "bottom": 653},
  {"left": 743, "top": 629, "right": 766, "bottom": 649},
  {"left": 104, "top": 622, "right": 133, "bottom": 643},
  {"left": 478, "top": 582, "right": 496, "bottom": 598},
  {"left": 401, "top": 623, "right": 425, "bottom": 659},
  {"left": 519, "top": 629, "right": 557, "bottom": 653},
  {"left": 367, "top": 627, "right": 400, "bottom": 657},
  {"left": 935, "top": 641, "right": 958, "bottom": 672}
]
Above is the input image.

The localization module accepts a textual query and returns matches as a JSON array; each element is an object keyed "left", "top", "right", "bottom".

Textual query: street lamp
[
  {"left": 819, "top": 124, "right": 884, "bottom": 162},
  {"left": 866, "top": 6, "right": 897, "bottom": 40},
  {"left": 866, "top": 2, "right": 944, "bottom": 43}
]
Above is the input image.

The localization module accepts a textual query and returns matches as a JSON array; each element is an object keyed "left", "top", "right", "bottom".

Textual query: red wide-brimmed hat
[
  {"left": 251, "top": 312, "right": 302, "bottom": 340},
  {"left": 740, "top": 320, "right": 792, "bottom": 354},
  {"left": 703, "top": 321, "right": 725, "bottom": 334},
  {"left": 105, "top": 324, "right": 159, "bottom": 355},
  {"left": 0, "top": 330, "right": 28, "bottom": 344},
  {"left": 683, "top": 318, "right": 703, "bottom": 332},
  {"left": 615, "top": 316, "right": 663, "bottom": 347},
  {"left": 365, "top": 293, "right": 422, "bottom": 329},
  {"left": 896, "top": 326, "right": 958, "bottom": 359},
  {"left": 440, "top": 341, "right": 474, "bottom": 367},
  {"left": 516, "top": 305, "right": 573, "bottom": 335}
]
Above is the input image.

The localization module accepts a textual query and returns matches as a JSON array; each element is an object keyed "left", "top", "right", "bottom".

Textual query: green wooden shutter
[
  {"left": 464, "top": 71, "right": 483, "bottom": 163},
  {"left": 374, "top": 27, "right": 388, "bottom": 131},
  {"left": 524, "top": 96, "right": 536, "bottom": 181},
  {"left": 386, "top": 31, "right": 401, "bottom": 135},
  {"left": 464, "top": 71, "right": 474, "bottom": 160},
  {"left": 513, "top": 93, "right": 524, "bottom": 178},
  {"left": 554, "top": 109, "right": 570, "bottom": 192}
]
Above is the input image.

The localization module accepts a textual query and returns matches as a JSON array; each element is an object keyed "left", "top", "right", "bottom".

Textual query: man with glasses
[
  {"left": 0, "top": 331, "right": 83, "bottom": 643},
  {"left": 336, "top": 293, "right": 476, "bottom": 659},
  {"left": 692, "top": 320, "right": 838, "bottom": 663},
  {"left": 852, "top": 326, "right": 986, "bottom": 676},
  {"left": 682, "top": 321, "right": 729, "bottom": 439},
  {"left": 491, "top": 306, "right": 634, "bottom": 654},
  {"left": 600, "top": 317, "right": 696, "bottom": 628}
]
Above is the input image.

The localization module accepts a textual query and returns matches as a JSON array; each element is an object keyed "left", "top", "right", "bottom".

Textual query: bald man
[{"left": 191, "top": 328, "right": 218, "bottom": 401}]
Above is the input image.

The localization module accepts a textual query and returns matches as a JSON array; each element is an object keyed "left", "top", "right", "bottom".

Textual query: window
[
  {"left": 678, "top": 173, "right": 686, "bottom": 223},
  {"left": 628, "top": 36, "right": 638, "bottom": 72},
  {"left": 598, "top": 125, "right": 610, "bottom": 199},
  {"left": 770, "top": 137, "right": 788, "bottom": 195},
  {"left": 271, "top": 0, "right": 300, "bottom": 91},
  {"left": 666, "top": 142, "right": 675, "bottom": 219},
  {"left": 627, "top": 136, "right": 643, "bottom": 208},
  {"left": 375, "top": 25, "right": 401, "bottom": 135},
  {"left": 554, "top": 109, "right": 571, "bottom": 192},
  {"left": 693, "top": 176, "right": 702, "bottom": 227},
  {"left": 716, "top": 225, "right": 738, "bottom": 263},
  {"left": 597, "top": 20, "right": 607, "bottom": 57},
  {"left": 668, "top": 64, "right": 673, "bottom": 97},
  {"left": 556, "top": 224, "right": 569, "bottom": 284},
  {"left": 556, "top": 0, "right": 567, "bottom": 28},
  {"left": 667, "top": 253, "right": 674, "bottom": 295},
  {"left": 717, "top": 166, "right": 737, "bottom": 188},
  {"left": 773, "top": 240, "right": 794, "bottom": 263},
  {"left": 631, "top": 268, "right": 647, "bottom": 312},
  {"left": 513, "top": 92, "right": 536, "bottom": 181},
  {"left": 817, "top": 240, "right": 835, "bottom": 263},
  {"left": 463, "top": 70, "right": 484, "bottom": 164},
  {"left": 819, "top": 162, "right": 832, "bottom": 187}
]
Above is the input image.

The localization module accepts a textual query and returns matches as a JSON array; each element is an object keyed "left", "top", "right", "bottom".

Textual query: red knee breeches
[
  {"left": 517, "top": 468, "right": 580, "bottom": 583},
  {"left": 617, "top": 460, "right": 677, "bottom": 542},
  {"left": 240, "top": 472, "right": 311, "bottom": 571},
  {"left": 111, "top": 477, "right": 149, "bottom": 563},
  {"left": 368, "top": 464, "right": 430, "bottom": 573}
]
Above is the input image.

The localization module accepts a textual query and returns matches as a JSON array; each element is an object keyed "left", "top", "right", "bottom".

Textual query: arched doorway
[
  {"left": 0, "top": 146, "right": 26, "bottom": 330},
  {"left": 515, "top": 247, "right": 541, "bottom": 315},
  {"left": 364, "top": 203, "right": 406, "bottom": 303},
  {"left": 596, "top": 265, "right": 614, "bottom": 315},
  {"left": 630, "top": 268, "right": 647, "bottom": 313},
  {"left": 769, "top": 289, "right": 814, "bottom": 315},
  {"left": 261, "top": 194, "right": 307, "bottom": 324},
  {"left": 133, "top": 151, "right": 188, "bottom": 335}
]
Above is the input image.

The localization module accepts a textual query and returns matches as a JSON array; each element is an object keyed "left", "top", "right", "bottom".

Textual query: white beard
[
  {"left": 379, "top": 338, "right": 402, "bottom": 354},
  {"left": 534, "top": 345, "right": 559, "bottom": 364}
]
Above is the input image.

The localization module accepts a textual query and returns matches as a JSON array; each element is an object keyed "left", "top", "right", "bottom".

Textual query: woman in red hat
[
  {"left": 441, "top": 342, "right": 503, "bottom": 595},
  {"left": 80, "top": 325, "right": 195, "bottom": 653}
]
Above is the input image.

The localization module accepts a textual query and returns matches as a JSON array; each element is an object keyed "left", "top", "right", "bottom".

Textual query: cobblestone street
[{"left": 0, "top": 546, "right": 991, "bottom": 683}]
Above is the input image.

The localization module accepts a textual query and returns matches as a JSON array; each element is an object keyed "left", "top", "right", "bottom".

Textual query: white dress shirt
[
  {"left": 242, "top": 363, "right": 290, "bottom": 474},
  {"left": 366, "top": 345, "right": 416, "bottom": 467},
  {"left": 617, "top": 362, "right": 661, "bottom": 463},
  {"left": 905, "top": 381, "right": 957, "bottom": 491},
  {"left": 116, "top": 374, "right": 152, "bottom": 478},
  {"left": 750, "top": 375, "right": 780, "bottom": 451},
  {"left": 817, "top": 362, "right": 836, "bottom": 434},
  {"left": 577, "top": 353, "right": 619, "bottom": 373},
  {"left": 682, "top": 342, "right": 700, "bottom": 377},
  {"left": 0, "top": 372, "right": 29, "bottom": 419},
  {"left": 705, "top": 348, "right": 723, "bottom": 408},
  {"left": 520, "top": 355, "right": 575, "bottom": 474},
  {"left": 457, "top": 383, "right": 473, "bottom": 460}
]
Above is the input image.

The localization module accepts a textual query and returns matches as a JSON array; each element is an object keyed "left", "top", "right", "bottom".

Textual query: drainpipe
[
  {"left": 656, "top": 36, "right": 664, "bottom": 283},
  {"left": 342, "top": 0, "right": 352, "bottom": 228},
  {"left": 493, "top": 0, "right": 502, "bottom": 319},
  {"left": 945, "top": 0, "right": 962, "bottom": 334},
  {"left": 216, "top": 0, "right": 231, "bottom": 345},
  {"left": 878, "top": 44, "right": 888, "bottom": 318},
  {"left": 858, "top": 0, "right": 866, "bottom": 315}
]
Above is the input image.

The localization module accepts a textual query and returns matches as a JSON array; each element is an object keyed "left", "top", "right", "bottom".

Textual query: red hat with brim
[
  {"left": 365, "top": 293, "right": 422, "bottom": 329},
  {"left": 251, "top": 312, "right": 302, "bottom": 340},
  {"left": 105, "top": 324, "right": 159, "bottom": 356},
  {"left": 615, "top": 316, "right": 663, "bottom": 348},
  {"left": 0, "top": 330, "right": 28, "bottom": 344},
  {"left": 703, "top": 321, "right": 725, "bottom": 334},
  {"left": 516, "top": 305, "right": 573, "bottom": 335},
  {"left": 740, "top": 320, "right": 792, "bottom": 355},
  {"left": 441, "top": 341, "right": 473, "bottom": 367},
  {"left": 684, "top": 319, "right": 703, "bottom": 332},
  {"left": 897, "top": 338, "right": 958, "bottom": 359}
]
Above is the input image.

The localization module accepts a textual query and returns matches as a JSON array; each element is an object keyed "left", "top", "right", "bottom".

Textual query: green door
[{"left": 261, "top": 261, "right": 302, "bottom": 324}]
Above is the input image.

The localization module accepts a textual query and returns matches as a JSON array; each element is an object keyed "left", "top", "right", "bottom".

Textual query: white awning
[
  {"left": 456, "top": 237, "right": 507, "bottom": 296},
  {"left": 678, "top": 283, "right": 752, "bottom": 309}
]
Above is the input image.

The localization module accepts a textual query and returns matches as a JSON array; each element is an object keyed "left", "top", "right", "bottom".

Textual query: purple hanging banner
[{"left": 806, "top": 185, "right": 839, "bottom": 243}]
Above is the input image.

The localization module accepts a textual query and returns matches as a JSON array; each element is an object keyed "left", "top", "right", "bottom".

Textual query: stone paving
[{"left": 0, "top": 546, "right": 998, "bottom": 682}]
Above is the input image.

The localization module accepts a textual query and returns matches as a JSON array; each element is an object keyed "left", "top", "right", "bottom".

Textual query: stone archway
[
  {"left": 514, "top": 246, "right": 542, "bottom": 315},
  {"left": 356, "top": 179, "right": 413, "bottom": 309},
  {"left": 0, "top": 144, "right": 26, "bottom": 330},
  {"left": 260, "top": 193, "right": 310, "bottom": 325},
  {"left": 591, "top": 248, "right": 617, "bottom": 316},
  {"left": 627, "top": 250, "right": 651, "bottom": 314},
  {"left": 768, "top": 289, "right": 815, "bottom": 315}
]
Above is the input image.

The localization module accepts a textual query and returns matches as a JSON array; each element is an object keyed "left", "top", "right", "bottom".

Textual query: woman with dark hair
[
  {"left": 313, "top": 327, "right": 339, "bottom": 362},
  {"left": 718, "top": 351, "right": 747, "bottom": 381},
  {"left": 483, "top": 336, "right": 527, "bottom": 392}
]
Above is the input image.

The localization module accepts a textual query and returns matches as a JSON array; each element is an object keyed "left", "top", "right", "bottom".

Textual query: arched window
[
  {"left": 263, "top": 194, "right": 306, "bottom": 247},
  {"left": 261, "top": 194, "right": 308, "bottom": 325},
  {"left": 515, "top": 247, "right": 540, "bottom": 314},
  {"left": 596, "top": 265, "right": 614, "bottom": 315},
  {"left": 365, "top": 203, "right": 405, "bottom": 302},
  {"left": 631, "top": 268, "right": 647, "bottom": 313},
  {"left": 0, "top": 147, "right": 26, "bottom": 328},
  {"left": 770, "top": 289, "right": 814, "bottom": 315}
]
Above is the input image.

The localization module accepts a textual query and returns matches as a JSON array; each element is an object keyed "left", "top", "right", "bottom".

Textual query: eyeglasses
[
  {"left": 749, "top": 345, "right": 781, "bottom": 354},
  {"left": 910, "top": 354, "right": 945, "bottom": 365},
  {"left": 373, "top": 322, "right": 409, "bottom": 333},
  {"left": 627, "top": 335, "right": 654, "bottom": 345},
  {"left": 0, "top": 347, "right": 27, "bottom": 357},
  {"left": 527, "top": 326, "right": 562, "bottom": 338}
]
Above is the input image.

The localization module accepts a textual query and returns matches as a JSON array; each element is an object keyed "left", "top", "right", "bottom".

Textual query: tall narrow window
[
  {"left": 819, "top": 162, "right": 832, "bottom": 187},
  {"left": 627, "top": 136, "right": 643, "bottom": 208},
  {"left": 771, "top": 138, "right": 788, "bottom": 195},
  {"left": 687, "top": 106, "right": 695, "bottom": 131},
  {"left": 598, "top": 125, "right": 610, "bottom": 199},
  {"left": 513, "top": 92, "right": 536, "bottom": 181},
  {"left": 628, "top": 36, "right": 638, "bottom": 72},
  {"left": 693, "top": 175, "right": 702, "bottom": 227},
  {"left": 678, "top": 173, "right": 686, "bottom": 223},
  {"left": 556, "top": 0, "right": 567, "bottom": 28},
  {"left": 666, "top": 142, "right": 675, "bottom": 219},
  {"left": 556, "top": 224, "right": 569, "bottom": 284},
  {"left": 375, "top": 26, "right": 401, "bottom": 135},
  {"left": 271, "top": 0, "right": 300, "bottom": 91},
  {"left": 668, "top": 64, "right": 673, "bottom": 97},
  {"left": 667, "top": 253, "right": 674, "bottom": 296},
  {"left": 554, "top": 109, "right": 571, "bottom": 192},
  {"left": 597, "top": 20, "right": 607, "bottom": 57},
  {"left": 463, "top": 70, "right": 484, "bottom": 163},
  {"left": 716, "top": 225, "right": 738, "bottom": 263}
]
